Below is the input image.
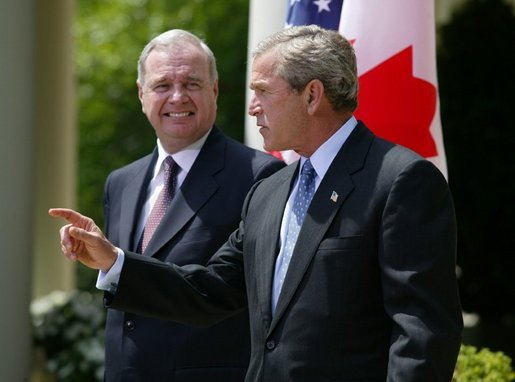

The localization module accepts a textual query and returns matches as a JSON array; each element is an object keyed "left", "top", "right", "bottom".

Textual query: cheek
[
  {"left": 147, "top": 99, "right": 165, "bottom": 119},
  {"left": 140, "top": 96, "right": 153, "bottom": 113}
]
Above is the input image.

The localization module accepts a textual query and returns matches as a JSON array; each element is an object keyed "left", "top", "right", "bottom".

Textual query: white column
[
  {"left": 244, "top": 0, "right": 287, "bottom": 150},
  {"left": 0, "top": 0, "right": 36, "bottom": 380},
  {"left": 32, "top": 0, "right": 76, "bottom": 299},
  {"left": 0, "top": 0, "right": 76, "bottom": 380}
]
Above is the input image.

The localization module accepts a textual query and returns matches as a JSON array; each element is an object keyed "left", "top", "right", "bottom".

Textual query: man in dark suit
[
  {"left": 51, "top": 25, "right": 463, "bottom": 381},
  {"left": 91, "top": 29, "right": 283, "bottom": 381}
]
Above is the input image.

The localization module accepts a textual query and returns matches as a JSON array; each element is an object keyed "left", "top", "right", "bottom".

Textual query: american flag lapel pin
[{"left": 330, "top": 191, "right": 338, "bottom": 203}]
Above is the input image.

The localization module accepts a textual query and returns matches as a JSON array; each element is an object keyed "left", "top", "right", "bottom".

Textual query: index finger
[{"left": 48, "top": 208, "right": 85, "bottom": 224}]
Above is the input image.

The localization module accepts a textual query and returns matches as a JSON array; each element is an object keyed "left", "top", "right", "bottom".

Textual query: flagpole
[{"left": 244, "top": 0, "right": 287, "bottom": 151}]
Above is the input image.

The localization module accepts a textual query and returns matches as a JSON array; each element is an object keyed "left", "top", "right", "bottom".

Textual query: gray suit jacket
[
  {"left": 103, "top": 126, "right": 284, "bottom": 382},
  {"left": 107, "top": 122, "right": 463, "bottom": 381}
]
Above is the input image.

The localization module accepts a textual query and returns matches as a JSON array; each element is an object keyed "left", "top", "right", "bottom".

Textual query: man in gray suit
[
  {"left": 80, "top": 29, "right": 283, "bottom": 381},
  {"left": 51, "top": 25, "right": 462, "bottom": 381}
]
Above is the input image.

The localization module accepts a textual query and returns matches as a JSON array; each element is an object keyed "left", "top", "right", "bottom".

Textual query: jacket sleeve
[
  {"left": 104, "top": 181, "right": 262, "bottom": 327},
  {"left": 380, "top": 159, "right": 463, "bottom": 381}
]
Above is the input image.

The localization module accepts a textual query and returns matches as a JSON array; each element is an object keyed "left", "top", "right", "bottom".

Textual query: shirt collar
[
  {"left": 299, "top": 116, "right": 357, "bottom": 180},
  {"left": 154, "top": 127, "right": 212, "bottom": 178}
]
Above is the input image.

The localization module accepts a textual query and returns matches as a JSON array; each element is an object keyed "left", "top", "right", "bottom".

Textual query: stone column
[
  {"left": 0, "top": 0, "right": 37, "bottom": 380},
  {"left": 0, "top": 0, "right": 76, "bottom": 380},
  {"left": 30, "top": 0, "right": 77, "bottom": 379},
  {"left": 32, "top": 0, "right": 76, "bottom": 299}
]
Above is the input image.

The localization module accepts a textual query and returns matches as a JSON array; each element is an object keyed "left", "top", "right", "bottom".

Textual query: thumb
[{"left": 69, "top": 226, "right": 97, "bottom": 243}]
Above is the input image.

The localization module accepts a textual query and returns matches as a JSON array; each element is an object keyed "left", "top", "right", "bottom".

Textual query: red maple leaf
[{"left": 354, "top": 46, "right": 438, "bottom": 157}]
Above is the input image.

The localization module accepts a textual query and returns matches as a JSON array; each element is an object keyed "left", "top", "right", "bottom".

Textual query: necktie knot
[
  {"left": 163, "top": 155, "right": 176, "bottom": 176},
  {"left": 294, "top": 159, "right": 316, "bottom": 225},
  {"left": 163, "top": 156, "right": 178, "bottom": 194},
  {"left": 300, "top": 159, "right": 316, "bottom": 183}
]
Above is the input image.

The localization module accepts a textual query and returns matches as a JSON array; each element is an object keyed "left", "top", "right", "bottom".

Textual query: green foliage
[
  {"left": 32, "top": 296, "right": 515, "bottom": 382},
  {"left": 31, "top": 290, "right": 106, "bottom": 382},
  {"left": 437, "top": 0, "right": 515, "bottom": 318},
  {"left": 453, "top": 345, "right": 515, "bottom": 382},
  {"left": 75, "top": 0, "right": 250, "bottom": 289}
]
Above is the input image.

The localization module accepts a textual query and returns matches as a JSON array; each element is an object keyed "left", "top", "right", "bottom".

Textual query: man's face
[
  {"left": 138, "top": 43, "right": 218, "bottom": 153},
  {"left": 248, "top": 51, "right": 308, "bottom": 153}
]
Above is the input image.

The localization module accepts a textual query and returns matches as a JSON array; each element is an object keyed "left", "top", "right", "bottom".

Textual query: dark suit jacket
[
  {"left": 102, "top": 126, "right": 284, "bottom": 382},
  {"left": 107, "top": 122, "right": 463, "bottom": 382}
]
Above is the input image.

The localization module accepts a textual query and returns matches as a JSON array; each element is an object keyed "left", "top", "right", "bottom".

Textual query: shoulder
[
  {"left": 105, "top": 152, "right": 154, "bottom": 186},
  {"left": 248, "top": 161, "right": 297, "bottom": 196},
  {"left": 360, "top": 132, "right": 449, "bottom": 204},
  {"left": 352, "top": 121, "right": 441, "bottom": 179},
  {"left": 224, "top": 134, "right": 279, "bottom": 163},
  {"left": 216, "top": 131, "right": 286, "bottom": 178},
  {"left": 370, "top": 135, "right": 443, "bottom": 182}
]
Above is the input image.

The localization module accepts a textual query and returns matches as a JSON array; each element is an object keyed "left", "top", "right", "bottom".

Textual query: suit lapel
[
  {"left": 119, "top": 153, "right": 156, "bottom": 251},
  {"left": 269, "top": 122, "right": 374, "bottom": 332},
  {"left": 255, "top": 164, "right": 298, "bottom": 326},
  {"left": 143, "top": 127, "right": 225, "bottom": 257}
]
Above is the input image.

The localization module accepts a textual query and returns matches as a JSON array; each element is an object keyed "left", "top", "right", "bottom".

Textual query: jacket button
[
  {"left": 266, "top": 340, "right": 276, "bottom": 350},
  {"left": 125, "top": 320, "right": 135, "bottom": 331}
]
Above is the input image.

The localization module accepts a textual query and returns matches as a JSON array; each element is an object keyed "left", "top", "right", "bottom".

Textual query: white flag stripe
[{"left": 340, "top": 2, "right": 436, "bottom": 86}]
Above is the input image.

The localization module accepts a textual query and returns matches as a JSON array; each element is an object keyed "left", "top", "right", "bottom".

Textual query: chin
[
  {"left": 264, "top": 141, "right": 288, "bottom": 152},
  {"left": 262, "top": 142, "right": 276, "bottom": 153}
]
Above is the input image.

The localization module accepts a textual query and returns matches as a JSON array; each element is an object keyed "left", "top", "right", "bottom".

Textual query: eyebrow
[
  {"left": 148, "top": 75, "right": 205, "bottom": 86},
  {"left": 146, "top": 76, "right": 167, "bottom": 87},
  {"left": 249, "top": 79, "right": 267, "bottom": 90}
]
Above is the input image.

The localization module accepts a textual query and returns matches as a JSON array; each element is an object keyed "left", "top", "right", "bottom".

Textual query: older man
[{"left": 80, "top": 29, "right": 283, "bottom": 382}]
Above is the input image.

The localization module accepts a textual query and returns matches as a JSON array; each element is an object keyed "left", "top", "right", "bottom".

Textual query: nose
[
  {"left": 167, "top": 86, "right": 188, "bottom": 103},
  {"left": 248, "top": 93, "right": 262, "bottom": 116}
]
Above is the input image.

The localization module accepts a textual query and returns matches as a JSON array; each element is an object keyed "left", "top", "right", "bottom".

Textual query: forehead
[
  {"left": 143, "top": 44, "right": 210, "bottom": 81},
  {"left": 250, "top": 51, "right": 284, "bottom": 88}
]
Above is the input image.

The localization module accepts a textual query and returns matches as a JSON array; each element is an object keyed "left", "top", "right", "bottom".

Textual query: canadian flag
[
  {"left": 246, "top": 0, "right": 447, "bottom": 177},
  {"left": 340, "top": 0, "right": 447, "bottom": 177}
]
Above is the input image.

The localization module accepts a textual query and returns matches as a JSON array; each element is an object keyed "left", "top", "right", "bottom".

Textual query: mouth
[
  {"left": 163, "top": 111, "right": 194, "bottom": 118},
  {"left": 258, "top": 126, "right": 269, "bottom": 135}
]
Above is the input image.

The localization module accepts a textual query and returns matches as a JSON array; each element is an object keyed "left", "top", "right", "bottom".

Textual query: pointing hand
[{"left": 48, "top": 208, "right": 118, "bottom": 272}]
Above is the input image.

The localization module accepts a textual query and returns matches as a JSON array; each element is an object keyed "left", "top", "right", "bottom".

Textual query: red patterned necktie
[{"left": 139, "top": 156, "right": 178, "bottom": 253}]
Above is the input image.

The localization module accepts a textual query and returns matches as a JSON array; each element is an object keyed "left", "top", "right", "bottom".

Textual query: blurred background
[{"left": 0, "top": 0, "right": 513, "bottom": 380}]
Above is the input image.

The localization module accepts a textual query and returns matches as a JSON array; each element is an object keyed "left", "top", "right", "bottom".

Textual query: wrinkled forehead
[
  {"left": 251, "top": 50, "right": 286, "bottom": 85},
  {"left": 252, "top": 49, "right": 280, "bottom": 75},
  {"left": 142, "top": 42, "right": 211, "bottom": 78},
  {"left": 144, "top": 45, "right": 210, "bottom": 78}
]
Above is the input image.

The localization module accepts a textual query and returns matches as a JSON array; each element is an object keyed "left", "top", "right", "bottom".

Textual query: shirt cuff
[{"left": 96, "top": 247, "right": 125, "bottom": 293}]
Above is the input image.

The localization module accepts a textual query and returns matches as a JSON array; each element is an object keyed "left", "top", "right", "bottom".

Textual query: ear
[
  {"left": 136, "top": 79, "right": 145, "bottom": 112},
  {"left": 213, "top": 79, "right": 219, "bottom": 100},
  {"left": 304, "top": 79, "right": 324, "bottom": 115}
]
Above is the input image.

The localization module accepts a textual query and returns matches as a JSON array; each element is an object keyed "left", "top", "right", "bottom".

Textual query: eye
[
  {"left": 186, "top": 81, "right": 202, "bottom": 90},
  {"left": 157, "top": 84, "right": 170, "bottom": 92},
  {"left": 254, "top": 88, "right": 268, "bottom": 97}
]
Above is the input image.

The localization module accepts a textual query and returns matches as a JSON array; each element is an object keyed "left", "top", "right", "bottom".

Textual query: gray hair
[
  {"left": 137, "top": 29, "right": 218, "bottom": 85},
  {"left": 253, "top": 25, "right": 358, "bottom": 111}
]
